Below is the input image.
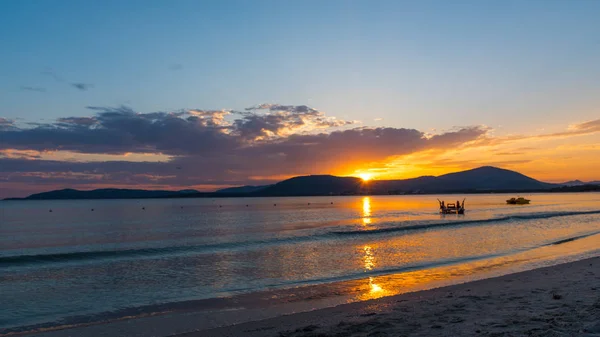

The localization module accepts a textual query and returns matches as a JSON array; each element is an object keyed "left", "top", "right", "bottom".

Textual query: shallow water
[{"left": 1, "top": 193, "right": 599, "bottom": 333}]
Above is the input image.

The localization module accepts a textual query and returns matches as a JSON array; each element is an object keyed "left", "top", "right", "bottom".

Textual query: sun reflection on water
[
  {"left": 362, "top": 197, "right": 371, "bottom": 225},
  {"left": 361, "top": 245, "right": 387, "bottom": 298},
  {"left": 363, "top": 245, "right": 375, "bottom": 271}
]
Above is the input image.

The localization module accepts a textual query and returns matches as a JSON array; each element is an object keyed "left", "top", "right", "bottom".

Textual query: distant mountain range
[
  {"left": 5, "top": 166, "right": 599, "bottom": 200},
  {"left": 254, "top": 166, "right": 556, "bottom": 196},
  {"left": 6, "top": 188, "right": 200, "bottom": 200},
  {"left": 559, "top": 180, "right": 600, "bottom": 186},
  {"left": 216, "top": 185, "right": 270, "bottom": 194}
]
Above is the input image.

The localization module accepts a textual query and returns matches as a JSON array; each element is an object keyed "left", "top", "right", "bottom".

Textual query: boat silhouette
[
  {"left": 506, "top": 197, "right": 530, "bottom": 205},
  {"left": 437, "top": 198, "right": 465, "bottom": 214}
]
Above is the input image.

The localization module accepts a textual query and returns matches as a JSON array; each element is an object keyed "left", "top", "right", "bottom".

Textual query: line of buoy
[{"left": 47, "top": 201, "right": 337, "bottom": 214}]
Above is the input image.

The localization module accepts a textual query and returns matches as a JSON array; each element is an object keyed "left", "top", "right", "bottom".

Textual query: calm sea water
[{"left": 1, "top": 193, "right": 600, "bottom": 333}]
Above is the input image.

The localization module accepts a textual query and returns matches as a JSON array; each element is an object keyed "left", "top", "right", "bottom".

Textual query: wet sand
[{"left": 193, "top": 256, "right": 600, "bottom": 337}]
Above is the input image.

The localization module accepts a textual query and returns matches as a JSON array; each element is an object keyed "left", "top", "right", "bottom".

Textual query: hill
[
  {"left": 6, "top": 166, "right": 565, "bottom": 200},
  {"left": 255, "top": 175, "right": 363, "bottom": 196},
  {"left": 375, "top": 166, "right": 555, "bottom": 194},
  {"left": 253, "top": 167, "right": 555, "bottom": 196},
  {"left": 550, "top": 184, "right": 600, "bottom": 192},
  {"left": 216, "top": 185, "right": 270, "bottom": 194},
  {"left": 7, "top": 188, "right": 199, "bottom": 200}
]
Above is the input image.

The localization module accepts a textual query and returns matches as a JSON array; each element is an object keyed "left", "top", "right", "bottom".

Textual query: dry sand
[{"left": 191, "top": 257, "right": 600, "bottom": 337}]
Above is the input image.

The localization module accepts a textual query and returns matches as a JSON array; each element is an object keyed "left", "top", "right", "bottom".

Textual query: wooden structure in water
[{"left": 438, "top": 198, "right": 465, "bottom": 214}]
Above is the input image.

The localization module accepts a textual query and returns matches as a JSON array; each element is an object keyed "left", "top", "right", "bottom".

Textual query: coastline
[
  {"left": 10, "top": 251, "right": 600, "bottom": 337},
  {"left": 5, "top": 189, "right": 600, "bottom": 201},
  {"left": 197, "top": 256, "right": 600, "bottom": 337}
]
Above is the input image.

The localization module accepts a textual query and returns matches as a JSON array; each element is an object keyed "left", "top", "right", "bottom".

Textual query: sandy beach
[{"left": 194, "top": 256, "right": 600, "bottom": 337}]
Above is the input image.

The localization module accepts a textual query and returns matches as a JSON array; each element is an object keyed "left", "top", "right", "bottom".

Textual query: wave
[
  {"left": 2, "top": 209, "right": 599, "bottom": 268},
  {"left": 333, "top": 210, "right": 600, "bottom": 236},
  {"left": 544, "top": 230, "right": 600, "bottom": 246},
  {"left": 0, "top": 234, "right": 331, "bottom": 267}
]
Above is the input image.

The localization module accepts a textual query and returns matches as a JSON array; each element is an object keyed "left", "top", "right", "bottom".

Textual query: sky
[{"left": 1, "top": 0, "right": 600, "bottom": 197}]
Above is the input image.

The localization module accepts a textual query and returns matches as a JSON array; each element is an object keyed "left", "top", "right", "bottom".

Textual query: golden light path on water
[
  {"left": 360, "top": 197, "right": 387, "bottom": 299},
  {"left": 351, "top": 195, "right": 600, "bottom": 302},
  {"left": 362, "top": 196, "right": 371, "bottom": 225}
]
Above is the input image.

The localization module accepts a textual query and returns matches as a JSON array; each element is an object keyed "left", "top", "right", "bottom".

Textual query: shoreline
[
  {"left": 9, "top": 248, "right": 600, "bottom": 337},
  {"left": 196, "top": 256, "right": 600, "bottom": 337},
  {"left": 4, "top": 189, "right": 600, "bottom": 201}
]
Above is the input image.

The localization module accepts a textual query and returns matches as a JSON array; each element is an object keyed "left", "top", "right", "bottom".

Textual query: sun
[{"left": 359, "top": 173, "right": 373, "bottom": 181}]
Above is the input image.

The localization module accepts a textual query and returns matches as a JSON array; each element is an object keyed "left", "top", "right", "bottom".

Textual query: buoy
[
  {"left": 49, "top": 209, "right": 53, "bottom": 212},
  {"left": 91, "top": 209, "right": 94, "bottom": 211},
  {"left": 308, "top": 203, "right": 310, "bottom": 205},
  {"left": 246, "top": 204, "right": 249, "bottom": 207},
  {"left": 274, "top": 203, "right": 276, "bottom": 206},
  {"left": 331, "top": 202, "right": 333, "bottom": 204},
  {"left": 142, "top": 207, "right": 145, "bottom": 210}
]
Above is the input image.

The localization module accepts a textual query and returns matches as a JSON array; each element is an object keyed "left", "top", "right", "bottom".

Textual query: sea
[{"left": 1, "top": 193, "right": 600, "bottom": 335}]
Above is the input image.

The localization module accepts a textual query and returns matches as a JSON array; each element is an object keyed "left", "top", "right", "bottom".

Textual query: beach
[
  {"left": 13, "top": 256, "right": 599, "bottom": 337},
  {"left": 198, "top": 257, "right": 600, "bottom": 337}
]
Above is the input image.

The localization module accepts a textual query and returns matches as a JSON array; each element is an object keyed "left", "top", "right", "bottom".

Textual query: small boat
[
  {"left": 438, "top": 198, "right": 465, "bottom": 214},
  {"left": 506, "top": 197, "right": 530, "bottom": 205}
]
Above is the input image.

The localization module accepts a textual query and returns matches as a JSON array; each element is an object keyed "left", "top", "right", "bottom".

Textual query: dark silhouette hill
[
  {"left": 550, "top": 184, "right": 600, "bottom": 192},
  {"left": 559, "top": 180, "right": 586, "bottom": 186},
  {"left": 5, "top": 166, "right": 565, "bottom": 200},
  {"left": 375, "top": 166, "right": 555, "bottom": 193},
  {"left": 559, "top": 180, "right": 600, "bottom": 186},
  {"left": 255, "top": 175, "right": 363, "bottom": 196},
  {"left": 216, "top": 185, "right": 270, "bottom": 194},
  {"left": 432, "top": 166, "right": 554, "bottom": 191},
  {"left": 8, "top": 188, "right": 199, "bottom": 200}
]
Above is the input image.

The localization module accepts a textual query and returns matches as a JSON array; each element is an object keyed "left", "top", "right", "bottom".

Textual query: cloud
[
  {"left": 42, "top": 69, "right": 65, "bottom": 83},
  {"left": 0, "top": 104, "right": 357, "bottom": 155},
  {"left": 71, "top": 83, "right": 93, "bottom": 91},
  {"left": 42, "top": 69, "right": 93, "bottom": 91},
  {"left": 56, "top": 117, "right": 98, "bottom": 127},
  {"left": 495, "top": 152, "right": 525, "bottom": 156},
  {"left": 20, "top": 86, "right": 46, "bottom": 92},
  {"left": 235, "top": 104, "right": 355, "bottom": 141},
  {"left": 0, "top": 118, "right": 16, "bottom": 131},
  {"left": 476, "top": 119, "right": 600, "bottom": 146},
  {"left": 567, "top": 119, "right": 600, "bottom": 134},
  {"left": 0, "top": 103, "right": 495, "bottom": 197}
]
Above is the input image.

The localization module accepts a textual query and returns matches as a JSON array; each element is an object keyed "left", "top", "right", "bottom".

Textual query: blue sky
[
  {"left": 2, "top": 0, "right": 599, "bottom": 131},
  {"left": 1, "top": 0, "right": 600, "bottom": 197}
]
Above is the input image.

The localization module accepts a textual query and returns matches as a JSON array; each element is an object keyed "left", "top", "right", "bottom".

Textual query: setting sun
[{"left": 359, "top": 173, "right": 373, "bottom": 181}]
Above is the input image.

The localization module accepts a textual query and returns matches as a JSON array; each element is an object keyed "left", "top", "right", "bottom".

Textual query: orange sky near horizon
[
  {"left": 341, "top": 124, "right": 600, "bottom": 183},
  {"left": 2, "top": 117, "right": 598, "bottom": 197}
]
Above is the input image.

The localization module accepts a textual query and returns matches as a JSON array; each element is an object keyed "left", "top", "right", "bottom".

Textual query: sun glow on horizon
[{"left": 359, "top": 173, "right": 373, "bottom": 181}]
